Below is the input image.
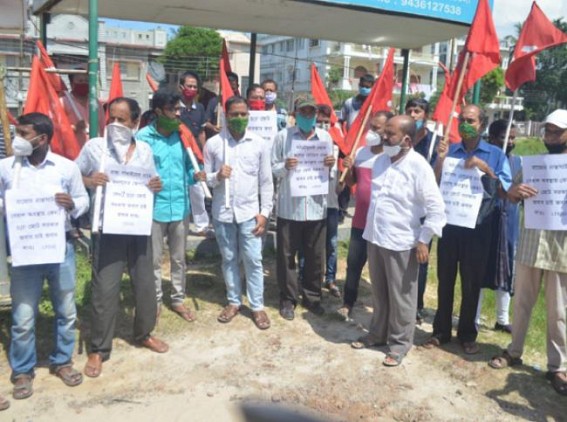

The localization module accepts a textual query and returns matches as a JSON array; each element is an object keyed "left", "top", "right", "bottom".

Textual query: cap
[
  {"left": 545, "top": 109, "right": 567, "bottom": 129},
  {"left": 294, "top": 97, "right": 316, "bottom": 111}
]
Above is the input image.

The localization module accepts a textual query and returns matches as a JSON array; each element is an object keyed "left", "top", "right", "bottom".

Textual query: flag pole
[
  {"left": 91, "top": 152, "right": 106, "bottom": 234},
  {"left": 223, "top": 126, "right": 231, "bottom": 209},
  {"left": 339, "top": 105, "right": 373, "bottom": 183},
  {"left": 502, "top": 90, "right": 517, "bottom": 153},
  {"left": 428, "top": 121, "right": 442, "bottom": 163},
  {"left": 442, "top": 52, "right": 470, "bottom": 146}
]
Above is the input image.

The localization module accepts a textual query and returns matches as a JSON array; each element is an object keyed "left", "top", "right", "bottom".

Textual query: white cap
[{"left": 545, "top": 109, "right": 567, "bottom": 129}]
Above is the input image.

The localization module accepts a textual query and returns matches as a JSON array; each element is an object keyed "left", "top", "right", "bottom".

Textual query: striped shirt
[{"left": 271, "top": 126, "right": 333, "bottom": 221}]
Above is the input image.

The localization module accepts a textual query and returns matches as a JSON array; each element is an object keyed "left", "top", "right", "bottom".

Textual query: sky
[{"left": 104, "top": 0, "right": 565, "bottom": 41}]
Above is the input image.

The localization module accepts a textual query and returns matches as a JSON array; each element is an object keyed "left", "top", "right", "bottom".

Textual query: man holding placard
[
  {"left": 424, "top": 105, "right": 512, "bottom": 355},
  {"left": 489, "top": 109, "right": 567, "bottom": 397},
  {"left": 76, "top": 97, "right": 168, "bottom": 379},
  {"left": 272, "top": 97, "right": 335, "bottom": 320},
  {"left": 0, "top": 113, "right": 89, "bottom": 399}
]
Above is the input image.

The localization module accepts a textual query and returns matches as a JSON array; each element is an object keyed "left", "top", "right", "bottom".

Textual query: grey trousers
[
  {"left": 507, "top": 262, "right": 567, "bottom": 372},
  {"left": 367, "top": 242, "right": 419, "bottom": 356},
  {"left": 151, "top": 219, "right": 188, "bottom": 306},
  {"left": 90, "top": 233, "right": 157, "bottom": 360}
]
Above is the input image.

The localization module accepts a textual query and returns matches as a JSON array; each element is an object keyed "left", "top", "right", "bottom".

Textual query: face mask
[
  {"left": 182, "top": 88, "right": 198, "bottom": 101},
  {"left": 296, "top": 114, "right": 316, "bottom": 133},
  {"left": 157, "top": 115, "right": 180, "bottom": 132},
  {"left": 107, "top": 122, "right": 133, "bottom": 145},
  {"left": 415, "top": 120, "right": 424, "bottom": 131},
  {"left": 265, "top": 92, "right": 277, "bottom": 105},
  {"left": 359, "top": 86, "right": 371, "bottom": 97},
  {"left": 365, "top": 130, "right": 381, "bottom": 147},
  {"left": 316, "top": 122, "right": 330, "bottom": 131},
  {"left": 248, "top": 99, "right": 266, "bottom": 111},
  {"left": 505, "top": 143, "right": 515, "bottom": 156},
  {"left": 227, "top": 117, "right": 248, "bottom": 135},
  {"left": 12, "top": 135, "right": 40, "bottom": 157},
  {"left": 459, "top": 122, "right": 479, "bottom": 140},
  {"left": 544, "top": 142, "right": 567, "bottom": 154},
  {"left": 72, "top": 82, "right": 89, "bottom": 97},
  {"left": 383, "top": 144, "right": 401, "bottom": 158}
]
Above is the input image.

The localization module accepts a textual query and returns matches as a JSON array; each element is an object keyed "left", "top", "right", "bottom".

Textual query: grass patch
[{"left": 514, "top": 137, "right": 547, "bottom": 156}]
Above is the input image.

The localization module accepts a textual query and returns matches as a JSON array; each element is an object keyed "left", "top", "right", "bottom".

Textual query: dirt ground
[{"left": 0, "top": 253, "right": 565, "bottom": 422}]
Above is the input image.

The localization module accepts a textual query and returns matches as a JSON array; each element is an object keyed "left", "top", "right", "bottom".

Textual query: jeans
[
  {"left": 343, "top": 228, "right": 368, "bottom": 307},
  {"left": 213, "top": 218, "right": 264, "bottom": 311},
  {"left": 10, "top": 241, "right": 77, "bottom": 379}
]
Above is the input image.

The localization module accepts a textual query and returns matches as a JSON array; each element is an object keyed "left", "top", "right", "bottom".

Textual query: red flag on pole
[
  {"left": 146, "top": 73, "right": 159, "bottom": 92},
  {"left": 505, "top": 2, "right": 567, "bottom": 91},
  {"left": 343, "top": 48, "right": 395, "bottom": 154},
  {"left": 310, "top": 63, "right": 347, "bottom": 154},
  {"left": 221, "top": 39, "right": 233, "bottom": 75},
  {"left": 106, "top": 62, "right": 124, "bottom": 123},
  {"left": 219, "top": 57, "right": 235, "bottom": 111},
  {"left": 36, "top": 40, "right": 67, "bottom": 94},
  {"left": 432, "top": 63, "right": 461, "bottom": 143},
  {"left": 24, "top": 56, "right": 81, "bottom": 159}
]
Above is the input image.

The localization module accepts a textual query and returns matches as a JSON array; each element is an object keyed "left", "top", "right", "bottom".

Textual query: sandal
[
  {"left": 171, "top": 304, "right": 196, "bottom": 322},
  {"left": 422, "top": 336, "right": 444, "bottom": 349},
  {"left": 546, "top": 371, "right": 567, "bottom": 396},
  {"left": 50, "top": 364, "right": 83, "bottom": 387},
  {"left": 462, "top": 341, "right": 480, "bottom": 355},
  {"left": 351, "top": 335, "right": 383, "bottom": 350},
  {"left": 325, "top": 282, "right": 341, "bottom": 298},
  {"left": 488, "top": 350, "right": 523, "bottom": 369},
  {"left": 84, "top": 353, "right": 103, "bottom": 378},
  {"left": 217, "top": 305, "right": 240, "bottom": 323},
  {"left": 252, "top": 310, "right": 271, "bottom": 330},
  {"left": 383, "top": 353, "right": 404, "bottom": 367},
  {"left": 12, "top": 374, "right": 33, "bottom": 400},
  {"left": 0, "top": 395, "right": 9, "bottom": 411}
]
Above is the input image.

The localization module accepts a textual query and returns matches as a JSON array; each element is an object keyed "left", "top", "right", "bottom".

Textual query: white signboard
[
  {"left": 523, "top": 154, "right": 567, "bottom": 230},
  {"left": 289, "top": 139, "right": 331, "bottom": 197},
  {"left": 102, "top": 163, "right": 154, "bottom": 236},
  {"left": 5, "top": 188, "right": 66, "bottom": 267},
  {"left": 248, "top": 110, "right": 278, "bottom": 145},
  {"left": 440, "top": 157, "right": 484, "bottom": 229}
]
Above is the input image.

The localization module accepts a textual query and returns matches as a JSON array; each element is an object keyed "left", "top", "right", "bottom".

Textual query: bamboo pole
[
  {"left": 502, "top": 90, "right": 518, "bottom": 153},
  {"left": 339, "top": 105, "right": 373, "bottom": 183},
  {"left": 441, "top": 52, "right": 471, "bottom": 146}
]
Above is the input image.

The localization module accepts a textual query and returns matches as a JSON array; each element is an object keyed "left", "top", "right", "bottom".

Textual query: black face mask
[
  {"left": 505, "top": 144, "right": 515, "bottom": 156},
  {"left": 544, "top": 142, "right": 567, "bottom": 154}
]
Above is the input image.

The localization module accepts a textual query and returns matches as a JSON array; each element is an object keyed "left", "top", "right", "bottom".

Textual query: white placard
[
  {"left": 440, "top": 157, "right": 484, "bottom": 229},
  {"left": 289, "top": 139, "right": 331, "bottom": 197},
  {"left": 5, "top": 188, "right": 66, "bottom": 267},
  {"left": 248, "top": 110, "right": 278, "bottom": 144},
  {"left": 523, "top": 154, "right": 567, "bottom": 230},
  {"left": 102, "top": 163, "right": 154, "bottom": 236}
]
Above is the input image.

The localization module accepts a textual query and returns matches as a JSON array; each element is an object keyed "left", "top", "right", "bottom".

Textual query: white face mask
[
  {"left": 383, "top": 144, "right": 402, "bottom": 158},
  {"left": 316, "top": 122, "right": 330, "bottom": 131},
  {"left": 265, "top": 91, "right": 277, "bottom": 105},
  {"left": 366, "top": 130, "right": 381, "bottom": 146},
  {"left": 12, "top": 135, "right": 40, "bottom": 157},
  {"left": 107, "top": 122, "right": 133, "bottom": 163}
]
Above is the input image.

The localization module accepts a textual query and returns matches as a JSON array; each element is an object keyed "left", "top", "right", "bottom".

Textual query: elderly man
[
  {"left": 351, "top": 115, "right": 446, "bottom": 366},
  {"left": 489, "top": 109, "right": 567, "bottom": 397},
  {"left": 204, "top": 96, "right": 273, "bottom": 329},
  {"left": 0, "top": 113, "right": 89, "bottom": 399},
  {"left": 272, "top": 97, "right": 335, "bottom": 320},
  {"left": 77, "top": 97, "right": 168, "bottom": 379},
  {"left": 424, "top": 105, "right": 512, "bottom": 354}
]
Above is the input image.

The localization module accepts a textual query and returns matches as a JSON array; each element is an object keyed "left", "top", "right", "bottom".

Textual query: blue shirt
[
  {"left": 136, "top": 124, "right": 196, "bottom": 223},
  {"left": 413, "top": 129, "right": 437, "bottom": 165}
]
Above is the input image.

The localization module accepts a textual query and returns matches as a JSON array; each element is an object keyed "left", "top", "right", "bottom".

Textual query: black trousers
[
  {"left": 276, "top": 218, "right": 326, "bottom": 306},
  {"left": 433, "top": 220, "right": 493, "bottom": 343},
  {"left": 89, "top": 233, "right": 157, "bottom": 359}
]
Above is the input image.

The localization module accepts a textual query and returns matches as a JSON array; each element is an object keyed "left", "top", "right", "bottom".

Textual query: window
[
  {"left": 279, "top": 42, "right": 285, "bottom": 52},
  {"left": 268, "top": 44, "right": 273, "bottom": 54},
  {"left": 309, "top": 39, "right": 319, "bottom": 48},
  {"left": 262, "top": 46, "right": 268, "bottom": 54},
  {"left": 108, "top": 60, "right": 140, "bottom": 81},
  {"left": 286, "top": 39, "right": 294, "bottom": 52},
  {"left": 297, "top": 38, "right": 305, "bottom": 50}
]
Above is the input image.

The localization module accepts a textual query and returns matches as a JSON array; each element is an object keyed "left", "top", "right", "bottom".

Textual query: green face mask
[
  {"left": 459, "top": 122, "right": 479, "bottom": 140},
  {"left": 228, "top": 117, "right": 248, "bottom": 135},
  {"left": 157, "top": 115, "right": 180, "bottom": 132}
]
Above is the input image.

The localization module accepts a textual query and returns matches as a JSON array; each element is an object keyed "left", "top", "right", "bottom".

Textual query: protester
[
  {"left": 424, "top": 104, "right": 512, "bottom": 355},
  {"left": 137, "top": 90, "right": 199, "bottom": 322},
  {"left": 203, "top": 96, "right": 273, "bottom": 329},
  {"left": 351, "top": 115, "right": 446, "bottom": 366},
  {"left": 336, "top": 110, "right": 391, "bottom": 319},
  {"left": 475, "top": 120, "right": 521, "bottom": 333},
  {"left": 272, "top": 97, "right": 335, "bottom": 320},
  {"left": 261, "top": 79, "right": 287, "bottom": 131},
  {"left": 0, "top": 112, "right": 89, "bottom": 399},
  {"left": 488, "top": 109, "right": 567, "bottom": 397},
  {"left": 77, "top": 97, "right": 168, "bottom": 378},
  {"left": 246, "top": 84, "right": 266, "bottom": 111},
  {"left": 227, "top": 72, "right": 240, "bottom": 96}
]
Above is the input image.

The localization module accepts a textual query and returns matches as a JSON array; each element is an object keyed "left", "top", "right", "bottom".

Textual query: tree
[
  {"left": 327, "top": 65, "right": 342, "bottom": 88},
  {"left": 479, "top": 67, "right": 504, "bottom": 106},
  {"left": 160, "top": 26, "right": 223, "bottom": 81}
]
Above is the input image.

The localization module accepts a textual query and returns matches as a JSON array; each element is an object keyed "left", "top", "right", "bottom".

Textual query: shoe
[
  {"left": 462, "top": 341, "right": 480, "bottom": 355},
  {"left": 303, "top": 300, "right": 325, "bottom": 316},
  {"left": 337, "top": 305, "right": 352, "bottom": 320},
  {"left": 279, "top": 303, "right": 295, "bottom": 321},
  {"left": 494, "top": 322, "right": 512, "bottom": 333},
  {"left": 84, "top": 353, "right": 103, "bottom": 378},
  {"left": 325, "top": 282, "right": 341, "bottom": 298},
  {"left": 172, "top": 304, "right": 196, "bottom": 322},
  {"left": 139, "top": 335, "right": 169, "bottom": 353}
]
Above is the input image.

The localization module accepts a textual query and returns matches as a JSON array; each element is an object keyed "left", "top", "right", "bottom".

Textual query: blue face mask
[
  {"left": 359, "top": 86, "right": 371, "bottom": 97},
  {"left": 296, "top": 114, "right": 316, "bottom": 133},
  {"left": 415, "top": 120, "right": 424, "bottom": 130}
]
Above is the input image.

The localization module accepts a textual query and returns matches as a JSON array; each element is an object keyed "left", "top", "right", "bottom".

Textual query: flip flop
[
  {"left": 351, "top": 336, "right": 384, "bottom": 350},
  {"left": 546, "top": 371, "right": 567, "bottom": 396},
  {"left": 217, "top": 305, "right": 240, "bottom": 323},
  {"left": 252, "top": 310, "right": 271, "bottom": 330},
  {"left": 84, "top": 353, "right": 103, "bottom": 378},
  {"left": 383, "top": 353, "right": 404, "bottom": 367},
  {"left": 488, "top": 350, "right": 523, "bottom": 369},
  {"left": 50, "top": 364, "right": 83, "bottom": 387},
  {"left": 12, "top": 374, "right": 33, "bottom": 400}
]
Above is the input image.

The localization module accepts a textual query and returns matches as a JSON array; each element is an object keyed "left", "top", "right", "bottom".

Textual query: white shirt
[
  {"left": 363, "top": 149, "right": 446, "bottom": 251},
  {"left": 204, "top": 129, "right": 273, "bottom": 224}
]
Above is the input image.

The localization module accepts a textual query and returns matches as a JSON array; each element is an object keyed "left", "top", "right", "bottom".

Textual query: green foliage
[
  {"left": 327, "top": 65, "right": 342, "bottom": 88},
  {"left": 328, "top": 89, "right": 354, "bottom": 110},
  {"left": 480, "top": 67, "right": 505, "bottom": 106},
  {"left": 513, "top": 137, "right": 548, "bottom": 156}
]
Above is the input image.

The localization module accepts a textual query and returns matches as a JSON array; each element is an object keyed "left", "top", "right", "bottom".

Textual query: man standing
[
  {"left": 204, "top": 96, "right": 273, "bottom": 329},
  {"left": 424, "top": 104, "right": 512, "bottom": 354},
  {"left": 137, "top": 90, "right": 198, "bottom": 322},
  {"left": 272, "top": 98, "right": 335, "bottom": 320},
  {"left": 0, "top": 113, "right": 89, "bottom": 399},
  {"left": 489, "top": 109, "right": 567, "bottom": 397},
  {"left": 351, "top": 115, "right": 445, "bottom": 366},
  {"left": 337, "top": 110, "right": 391, "bottom": 318},
  {"left": 77, "top": 97, "right": 168, "bottom": 378},
  {"left": 261, "top": 79, "right": 287, "bottom": 131}
]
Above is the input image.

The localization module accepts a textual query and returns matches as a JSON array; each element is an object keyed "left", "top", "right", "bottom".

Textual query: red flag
[
  {"left": 221, "top": 39, "right": 232, "bottom": 75},
  {"left": 505, "top": 2, "right": 567, "bottom": 91},
  {"left": 106, "top": 62, "right": 124, "bottom": 123},
  {"left": 7, "top": 110, "right": 18, "bottom": 126},
  {"left": 432, "top": 63, "right": 461, "bottom": 143},
  {"left": 36, "top": 40, "right": 67, "bottom": 94},
  {"left": 343, "top": 48, "right": 395, "bottom": 155},
  {"left": 219, "top": 57, "right": 235, "bottom": 111},
  {"left": 310, "top": 63, "right": 347, "bottom": 154},
  {"left": 449, "top": 0, "right": 500, "bottom": 104},
  {"left": 146, "top": 73, "right": 159, "bottom": 92},
  {"left": 24, "top": 56, "right": 80, "bottom": 159}
]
